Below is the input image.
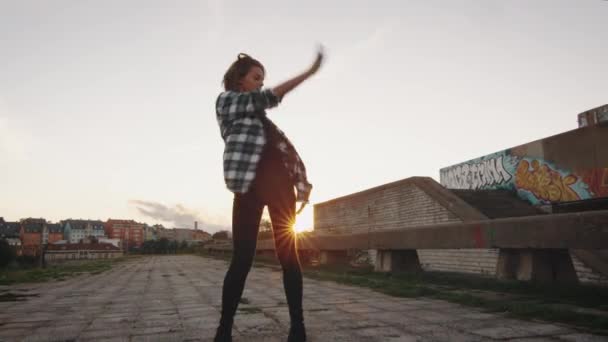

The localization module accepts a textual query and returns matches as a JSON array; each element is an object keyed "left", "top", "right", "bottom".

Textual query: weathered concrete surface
[{"left": 0, "top": 255, "right": 605, "bottom": 342}]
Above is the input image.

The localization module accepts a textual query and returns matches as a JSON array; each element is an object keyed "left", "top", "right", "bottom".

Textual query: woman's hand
[
  {"left": 296, "top": 202, "right": 307, "bottom": 215},
  {"left": 272, "top": 45, "right": 326, "bottom": 98},
  {"left": 308, "top": 46, "right": 324, "bottom": 75}
]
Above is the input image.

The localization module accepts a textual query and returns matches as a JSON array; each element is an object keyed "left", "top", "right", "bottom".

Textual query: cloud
[{"left": 129, "top": 199, "right": 229, "bottom": 233}]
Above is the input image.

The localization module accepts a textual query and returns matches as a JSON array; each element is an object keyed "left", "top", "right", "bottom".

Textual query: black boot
[
  {"left": 287, "top": 322, "right": 306, "bottom": 342},
  {"left": 213, "top": 321, "right": 233, "bottom": 342}
]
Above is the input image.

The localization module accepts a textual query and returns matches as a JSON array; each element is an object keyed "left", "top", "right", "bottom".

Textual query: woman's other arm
[{"left": 271, "top": 47, "right": 324, "bottom": 98}]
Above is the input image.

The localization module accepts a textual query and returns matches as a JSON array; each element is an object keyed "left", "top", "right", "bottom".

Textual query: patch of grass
[
  {"left": 0, "top": 256, "right": 131, "bottom": 286},
  {"left": 300, "top": 264, "right": 608, "bottom": 334},
  {"left": 196, "top": 252, "right": 608, "bottom": 333},
  {"left": 394, "top": 270, "right": 608, "bottom": 310}
]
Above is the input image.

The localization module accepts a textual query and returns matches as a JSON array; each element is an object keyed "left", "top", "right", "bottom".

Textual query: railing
[
  {"left": 255, "top": 210, "right": 608, "bottom": 283},
  {"left": 257, "top": 210, "right": 608, "bottom": 251}
]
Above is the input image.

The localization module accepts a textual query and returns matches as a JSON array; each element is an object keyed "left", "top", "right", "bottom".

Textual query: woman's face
[{"left": 239, "top": 66, "right": 264, "bottom": 92}]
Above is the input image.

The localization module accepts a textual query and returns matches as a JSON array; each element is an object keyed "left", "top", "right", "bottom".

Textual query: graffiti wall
[
  {"left": 440, "top": 151, "right": 606, "bottom": 205},
  {"left": 514, "top": 159, "right": 592, "bottom": 204},
  {"left": 440, "top": 123, "right": 608, "bottom": 205},
  {"left": 440, "top": 153, "right": 516, "bottom": 191},
  {"left": 582, "top": 168, "right": 608, "bottom": 198}
]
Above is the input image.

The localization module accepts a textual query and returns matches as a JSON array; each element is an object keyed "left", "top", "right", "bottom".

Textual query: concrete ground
[{"left": 0, "top": 255, "right": 606, "bottom": 342}]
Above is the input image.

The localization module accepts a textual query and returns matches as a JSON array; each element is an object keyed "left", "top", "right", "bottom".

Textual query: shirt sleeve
[{"left": 216, "top": 89, "right": 281, "bottom": 121}]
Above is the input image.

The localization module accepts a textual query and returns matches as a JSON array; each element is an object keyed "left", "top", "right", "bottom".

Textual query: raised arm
[
  {"left": 271, "top": 47, "right": 324, "bottom": 98},
  {"left": 217, "top": 47, "right": 324, "bottom": 121}
]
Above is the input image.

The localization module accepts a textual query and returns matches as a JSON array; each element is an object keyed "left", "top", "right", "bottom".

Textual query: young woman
[{"left": 214, "top": 49, "right": 323, "bottom": 342}]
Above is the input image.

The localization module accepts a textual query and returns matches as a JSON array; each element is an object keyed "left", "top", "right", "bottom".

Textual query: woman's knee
[
  {"left": 231, "top": 249, "right": 256, "bottom": 270},
  {"left": 277, "top": 249, "right": 300, "bottom": 269}
]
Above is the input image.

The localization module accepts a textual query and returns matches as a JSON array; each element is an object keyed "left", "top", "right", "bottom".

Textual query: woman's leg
[
  {"left": 255, "top": 144, "right": 305, "bottom": 340},
  {"left": 267, "top": 191, "right": 304, "bottom": 330},
  {"left": 217, "top": 191, "right": 264, "bottom": 334}
]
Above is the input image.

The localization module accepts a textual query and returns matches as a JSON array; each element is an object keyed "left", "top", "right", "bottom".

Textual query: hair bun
[{"left": 238, "top": 53, "right": 250, "bottom": 60}]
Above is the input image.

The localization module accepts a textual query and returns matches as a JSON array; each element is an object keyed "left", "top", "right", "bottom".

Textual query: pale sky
[{"left": 1, "top": 0, "right": 606, "bottom": 232}]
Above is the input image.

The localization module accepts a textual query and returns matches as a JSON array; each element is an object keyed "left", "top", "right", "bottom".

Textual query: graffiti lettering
[
  {"left": 582, "top": 168, "right": 608, "bottom": 198},
  {"left": 441, "top": 156, "right": 512, "bottom": 190},
  {"left": 514, "top": 160, "right": 580, "bottom": 202}
]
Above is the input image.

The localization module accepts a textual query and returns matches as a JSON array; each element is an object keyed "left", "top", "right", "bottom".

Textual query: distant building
[
  {"left": 192, "top": 229, "right": 212, "bottom": 242},
  {"left": 174, "top": 228, "right": 193, "bottom": 242},
  {"left": 4, "top": 237, "right": 22, "bottom": 251},
  {"left": 578, "top": 104, "right": 608, "bottom": 127},
  {"left": 19, "top": 218, "right": 46, "bottom": 256},
  {"left": 46, "top": 223, "right": 64, "bottom": 244},
  {"left": 98, "top": 237, "right": 121, "bottom": 248},
  {"left": 0, "top": 217, "right": 20, "bottom": 240},
  {"left": 62, "top": 220, "right": 106, "bottom": 243},
  {"left": 143, "top": 224, "right": 159, "bottom": 241},
  {"left": 156, "top": 227, "right": 176, "bottom": 241},
  {"left": 157, "top": 227, "right": 212, "bottom": 245},
  {"left": 91, "top": 220, "right": 106, "bottom": 240},
  {"left": 45, "top": 242, "right": 123, "bottom": 264},
  {"left": 105, "top": 219, "right": 144, "bottom": 250},
  {"left": 0, "top": 218, "right": 22, "bottom": 253}
]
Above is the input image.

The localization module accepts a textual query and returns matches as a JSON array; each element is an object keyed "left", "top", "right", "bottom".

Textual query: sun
[{"left": 294, "top": 205, "right": 314, "bottom": 234}]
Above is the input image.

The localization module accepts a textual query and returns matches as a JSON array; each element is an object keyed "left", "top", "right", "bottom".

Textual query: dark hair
[{"left": 222, "top": 53, "right": 265, "bottom": 91}]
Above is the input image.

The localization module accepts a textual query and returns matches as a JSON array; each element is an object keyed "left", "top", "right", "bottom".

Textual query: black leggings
[{"left": 219, "top": 148, "right": 303, "bottom": 328}]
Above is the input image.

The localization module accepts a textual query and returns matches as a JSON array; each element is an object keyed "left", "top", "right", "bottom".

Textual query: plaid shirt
[{"left": 216, "top": 89, "right": 312, "bottom": 203}]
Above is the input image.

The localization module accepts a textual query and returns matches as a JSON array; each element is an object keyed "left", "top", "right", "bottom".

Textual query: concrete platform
[{"left": 0, "top": 255, "right": 604, "bottom": 342}]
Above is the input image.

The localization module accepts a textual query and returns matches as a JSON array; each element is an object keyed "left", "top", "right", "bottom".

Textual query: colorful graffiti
[
  {"left": 514, "top": 160, "right": 581, "bottom": 202},
  {"left": 439, "top": 154, "right": 513, "bottom": 190},
  {"left": 440, "top": 124, "right": 607, "bottom": 205},
  {"left": 582, "top": 168, "right": 608, "bottom": 198},
  {"left": 440, "top": 152, "right": 597, "bottom": 205}
]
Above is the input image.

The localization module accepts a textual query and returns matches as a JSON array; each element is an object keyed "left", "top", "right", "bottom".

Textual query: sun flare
[{"left": 294, "top": 205, "right": 314, "bottom": 234}]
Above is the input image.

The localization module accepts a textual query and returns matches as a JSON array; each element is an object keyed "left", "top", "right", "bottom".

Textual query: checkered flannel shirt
[{"left": 215, "top": 89, "right": 312, "bottom": 203}]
